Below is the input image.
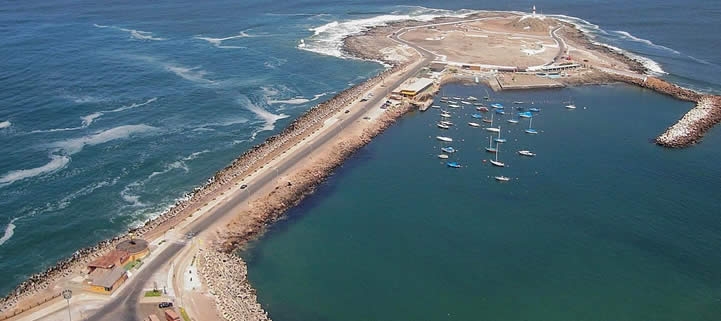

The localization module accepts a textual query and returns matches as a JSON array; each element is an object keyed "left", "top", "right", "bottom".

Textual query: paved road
[{"left": 85, "top": 36, "right": 431, "bottom": 321}]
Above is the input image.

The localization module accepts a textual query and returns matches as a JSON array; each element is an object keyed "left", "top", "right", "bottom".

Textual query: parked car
[
  {"left": 240, "top": 184, "right": 248, "bottom": 189},
  {"left": 158, "top": 302, "right": 173, "bottom": 308}
]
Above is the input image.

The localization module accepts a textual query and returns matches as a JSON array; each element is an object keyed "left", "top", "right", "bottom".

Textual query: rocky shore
[{"left": 198, "top": 249, "right": 269, "bottom": 321}]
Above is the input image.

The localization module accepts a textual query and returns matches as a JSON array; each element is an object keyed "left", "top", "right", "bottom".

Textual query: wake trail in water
[{"left": 194, "top": 31, "right": 256, "bottom": 49}]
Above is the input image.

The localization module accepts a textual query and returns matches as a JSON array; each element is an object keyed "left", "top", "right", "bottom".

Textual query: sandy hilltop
[{"left": 2, "top": 9, "right": 721, "bottom": 321}]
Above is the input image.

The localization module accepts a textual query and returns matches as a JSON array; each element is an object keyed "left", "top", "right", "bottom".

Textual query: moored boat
[
  {"left": 468, "top": 122, "right": 481, "bottom": 127},
  {"left": 447, "top": 161, "right": 461, "bottom": 168},
  {"left": 448, "top": 104, "right": 461, "bottom": 108},
  {"left": 441, "top": 146, "right": 456, "bottom": 153},
  {"left": 529, "top": 107, "right": 540, "bottom": 112},
  {"left": 436, "top": 136, "right": 453, "bottom": 142},
  {"left": 494, "top": 176, "right": 510, "bottom": 182},
  {"left": 476, "top": 106, "right": 489, "bottom": 112},
  {"left": 565, "top": 104, "right": 577, "bottom": 109},
  {"left": 471, "top": 113, "right": 483, "bottom": 119},
  {"left": 438, "top": 154, "right": 449, "bottom": 159},
  {"left": 437, "top": 123, "right": 450, "bottom": 129},
  {"left": 518, "top": 150, "right": 536, "bottom": 157}
]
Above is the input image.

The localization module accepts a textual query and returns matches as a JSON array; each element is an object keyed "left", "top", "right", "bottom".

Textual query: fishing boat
[
  {"left": 441, "top": 146, "right": 456, "bottom": 153},
  {"left": 484, "top": 135, "right": 497, "bottom": 153},
  {"left": 476, "top": 106, "right": 489, "bottom": 112},
  {"left": 525, "top": 117, "right": 538, "bottom": 134},
  {"left": 494, "top": 127, "right": 506, "bottom": 143},
  {"left": 471, "top": 113, "right": 482, "bottom": 119},
  {"left": 518, "top": 150, "right": 536, "bottom": 157},
  {"left": 565, "top": 104, "right": 577, "bottom": 109},
  {"left": 490, "top": 103, "right": 504, "bottom": 109},
  {"left": 438, "top": 154, "right": 449, "bottom": 159},
  {"left": 448, "top": 104, "right": 461, "bottom": 108},
  {"left": 437, "top": 123, "right": 450, "bottom": 129},
  {"left": 446, "top": 162, "right": 461, "bottom": 168},
  {"left": 529, "top": 107, "right": 540, "bottom": 112},
  {"left": 494, "top": 176, "right": 510, "bottom": 182},
  {"left": 490, "top": 142, "right": 505, "bottom": 167},
  {"left": 468, "top": 122, "right": 481, "bottom": 127},
  {"left": 518, "top": 111, "right": 533, "bottom": 118},
  {"left": 436, "top": 136, "right": 453, "bottom": 142}
]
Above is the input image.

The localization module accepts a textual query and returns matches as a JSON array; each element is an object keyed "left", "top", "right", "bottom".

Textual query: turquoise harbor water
[
  {"left": 1, "top": 0, "right": 721, "bottom": 319},
  {"left": 243, "top": 84, "right": 721, "bottom": 320}
]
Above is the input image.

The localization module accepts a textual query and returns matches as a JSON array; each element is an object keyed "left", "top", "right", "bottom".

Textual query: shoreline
[{"left": 2, "top": 9, "right": 720, "bottom": 321}]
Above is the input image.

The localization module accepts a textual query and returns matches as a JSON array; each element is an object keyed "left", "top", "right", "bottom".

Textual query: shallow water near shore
[{"left": 242, "top": 83, "right": 721, "bottom": 321}]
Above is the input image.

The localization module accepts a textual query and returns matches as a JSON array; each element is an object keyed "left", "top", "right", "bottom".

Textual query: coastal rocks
[
  {"left": 198, "top": 250, "right": 269, "bottom": 321},
  {"left": 656, "top": 96, "right": 721, "bottom": 147}
]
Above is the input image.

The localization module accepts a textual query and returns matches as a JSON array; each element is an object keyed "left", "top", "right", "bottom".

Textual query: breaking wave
[
  {"left": 550, "top": 14, "right": 668, "bottom": 75},
  {"left": 94, "top": 23, "right": 166, "bottom": 41},
  {"left": 300, "top": 6, "right": 478, "bottom": 58}
]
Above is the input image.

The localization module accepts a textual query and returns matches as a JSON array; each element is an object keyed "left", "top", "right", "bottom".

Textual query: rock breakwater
[
  {"left": 198, "top": 249, "right": 269, "bottom": 321},
  {"left": 656, "top": 96, "right": 721, "bottom": 147}
]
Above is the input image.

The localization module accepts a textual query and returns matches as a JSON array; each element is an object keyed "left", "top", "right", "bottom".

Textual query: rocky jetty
[
  {"left": 198, "top": 249, "right": 269, "bottom": 321},
  {"left": 657, "top": 96, "right": 721, "bottom": 147}
]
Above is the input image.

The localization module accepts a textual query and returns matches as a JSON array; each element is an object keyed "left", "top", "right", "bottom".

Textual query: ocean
[{"left": 1, "top": 0, "right": 720, "bottom": 318}]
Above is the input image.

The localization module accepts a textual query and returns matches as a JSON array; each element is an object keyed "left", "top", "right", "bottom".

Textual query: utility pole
[{"left": 62, "top": 289, "right": 72, "bottom": 321}]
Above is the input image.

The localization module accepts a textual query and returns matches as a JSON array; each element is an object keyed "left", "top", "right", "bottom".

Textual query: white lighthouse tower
[{"left": 532, "top": 5, "right": 537, "bottom": 17}]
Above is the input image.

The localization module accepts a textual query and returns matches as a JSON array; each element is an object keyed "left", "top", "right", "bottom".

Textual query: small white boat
[
  {"left": 437, "top": 123, "right": 450, "bottom": 129},
  {"left": 513, "top": 101, "right": 524, "bottom": 104},
  {"left": 486, "top": 127, "right": 500, "bottom": 133},
  {"left": 431, "top": 105, "right": 441, "bottom": 109},
  {"left": 494, "top": 176, "right": 510, "bottom": 182},
  {"left": 518, "top": 150, "right": 536, "bottom": 157},
  {"left": 440, "top": 121, "right": 454, "bottom": 126},
  {"left": 468, "top": 122, "right": 481, "bottom": 127},
  {"left": 438, "top": 154, "right": 449, "bottom": 159},
  {"left": 461, "top": 101, "right": 472, "bottom": 105},
  {"left": 448, "top": 104, "right": 461, "bottom": 108},
  {"left": 441, "top": 113, "right": 452, "bottom": 118},
  {"left": 565, "top": 104, "right": 577, "bottom": 109},
  {"left": 468, "top": 96, "right": 478, "bottom": 101},
  {"left": 452, "top": 96, "right": 461, "bottom": 100},
  {"left": 436, "top": 136, "right": 453, "bottom": 142},
  {"left": 490, "top": 142, "right": 505, "bottom": 167},
  {"left": 507, "top": 119, "right": 519, "bottom": 124}
]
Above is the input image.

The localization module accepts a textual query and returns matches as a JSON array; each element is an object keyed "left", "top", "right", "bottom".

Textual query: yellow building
[
  {"left": 115, "top": 238, "right": 150, "bottom": 262},
  {"left": 397, "top": 78, "right": 434, "bottom": 97}
]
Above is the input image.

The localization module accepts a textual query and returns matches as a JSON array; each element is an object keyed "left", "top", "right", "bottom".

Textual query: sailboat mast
[{"left": 495, "top": 141, "right": 500, "bottom": 161}]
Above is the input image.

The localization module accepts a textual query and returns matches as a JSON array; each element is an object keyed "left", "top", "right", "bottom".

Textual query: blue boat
[
  {"left": 525, "top": 117, "right": 538, "bottom": 134},
  {"left": 495, "top": 110, "right": 505, "bottom": 115},
  {"left": 441, "top": 146, "right": 456, "bottom": 153},
  {"left": 490, "top": 103, "right": 504, "bottom": 109},
  {"left": 518, "top": 111, "right": 533, "bottom": 118},
  {"left": 446, "top": 161, "right": 461, "bottom": 168},
  {"left": 529, "top": 107, "right": 540, "bottom": 112},
  {"left": 471, "top": 113, "right": 483, "bottom": 119}
]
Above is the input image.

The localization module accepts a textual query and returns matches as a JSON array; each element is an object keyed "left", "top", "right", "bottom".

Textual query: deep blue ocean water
[{"left": 1, "top": 0, "right": 720, "bottom": 316}]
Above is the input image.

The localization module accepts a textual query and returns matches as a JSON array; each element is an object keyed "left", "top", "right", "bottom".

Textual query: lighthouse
[{"left": 532, "top": 5, "right": 536, "bottom": 17}]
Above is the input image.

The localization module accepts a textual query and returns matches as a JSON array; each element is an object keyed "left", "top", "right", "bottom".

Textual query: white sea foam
[
  {"left": 0, "top": 155, "right": 71, "bottom": 187},
  {"left": 612, "top": 30, "right": 680, "bottom": 54},
  {"left": 94, "top": 23, "right": 165, "bottom": 41},
  {"left": 268, "top": 97, "right": 310, "bottom": 105},
  {"left": 165, "top": 64, "right": 215, "bottom": 84},
  {"left": 300, "top": 7, "right": 478, "bottom": 58},
  {"left": 0, "top": 218, "right": 18, "bottom": 246},
  {"left": 238, "top": 95, "right": 289, "bottom": 139},
  {"left": 194, "top": 31, "right": 254, "bottom": 49},
  {"left": 0, "top": 121, "right": 11, "bottom": 129},
  {"left": 30, "top": 98, "right": 157, "bottom": 134},
  {"left": 50, "top": 124, "right": 157, "bottom": 155},
  {"left": 593, "top": 41, "right": 667, "bottom": 75}
]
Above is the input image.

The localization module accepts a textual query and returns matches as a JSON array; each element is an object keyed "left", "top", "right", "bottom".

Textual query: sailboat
[
  {"left": 518, "top": 111, "right": 532, "bottom": 118},
  {"left": 490, "top": 142, "right": 505, "bottom": 167},
  {"left": 483, "top": 88, "right": 490, "bottom": 100},
  {"left": 486, "top": 111, "right": 500, "bottom": 133},
  {"left": 437, "top": 123, "right": 450, "bottom": 129},
  {"left": 507, "top": 112, "right": 520, "bottom": 124},
  {"left": 484, "top": 135, "right": 497, "bottom": 153},
  {"left": 494, "top": 126, "right": 506, "bottom": 143},
  {"left": 468, "top": 122, "right": 481, "bottom": 127},
  {"left": 437, "top": 136, "right": 453, "bottom": 142},
  {"left": 525, "top": 116, "right": 538, "bottom": 134}
]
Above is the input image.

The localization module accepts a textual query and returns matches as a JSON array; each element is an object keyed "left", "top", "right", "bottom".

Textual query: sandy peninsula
[{"left": 2, "top": 9, "right": 721, "bottom": 321}]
